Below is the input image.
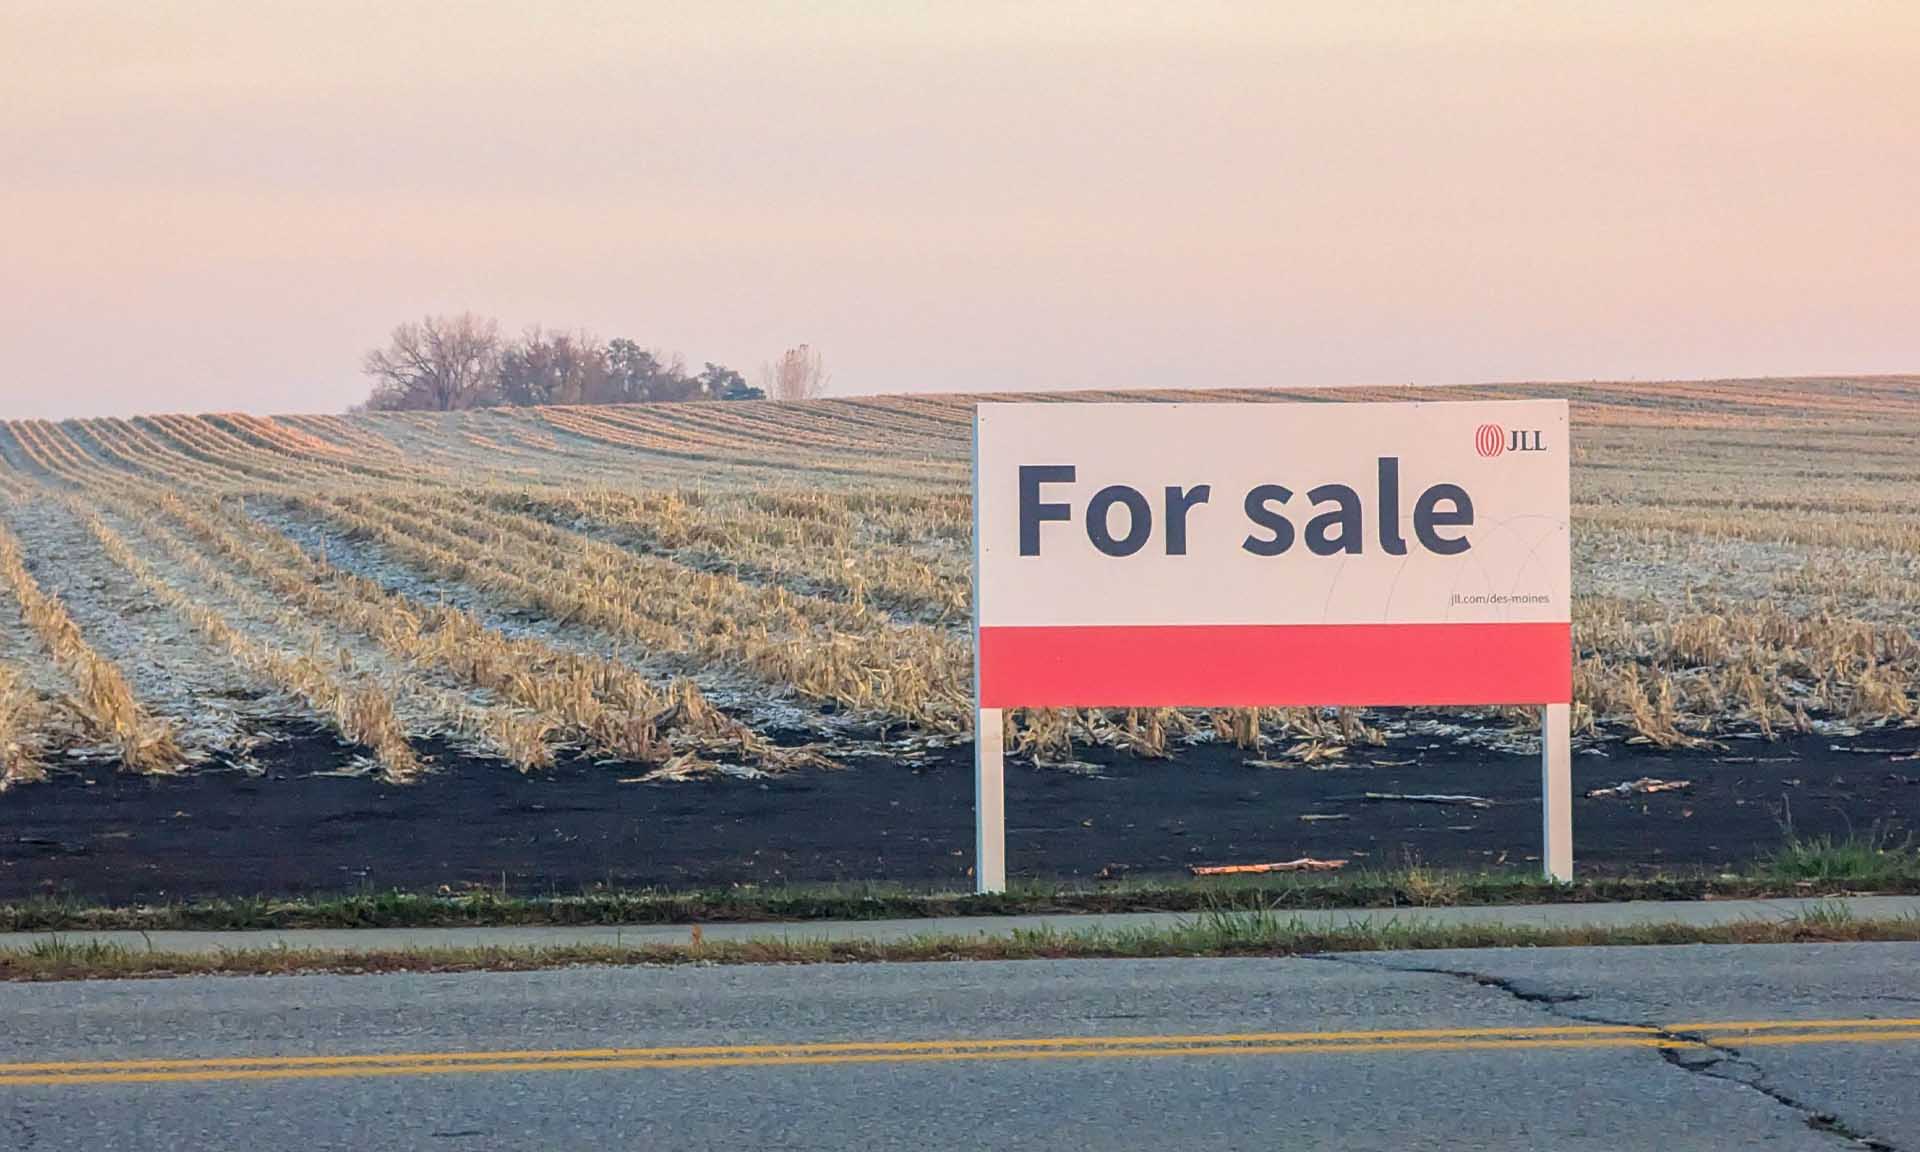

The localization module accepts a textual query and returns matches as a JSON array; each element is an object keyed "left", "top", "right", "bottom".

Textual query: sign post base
[
  {"left": 975, "top": 706, "right": 1006, "bottom": 894},
  {"left": 1542, "top": 702, "right": 1573, "bottom": 881}
]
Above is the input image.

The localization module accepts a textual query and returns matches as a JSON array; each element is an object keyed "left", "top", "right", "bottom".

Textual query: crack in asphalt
[{"left": 1307, "top": 953, "right": 1902, "bottom": 1151}]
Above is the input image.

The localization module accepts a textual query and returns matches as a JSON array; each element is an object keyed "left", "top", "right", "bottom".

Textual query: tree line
[{"left": 359, "top": 313, "right": 829, "bottom": 411}]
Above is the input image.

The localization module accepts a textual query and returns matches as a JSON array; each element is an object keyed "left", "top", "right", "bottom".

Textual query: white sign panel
[{"left": 972, "top": 399, "right": 1570, "bottom": 707}]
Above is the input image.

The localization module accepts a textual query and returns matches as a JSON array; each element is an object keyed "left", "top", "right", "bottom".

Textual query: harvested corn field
[{"left": 2, "top": 378, "right": 1917, "bottom": 900}]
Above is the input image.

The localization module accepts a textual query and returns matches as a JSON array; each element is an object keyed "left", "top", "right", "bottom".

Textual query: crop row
[
  {"left": 292, "top": 487, "right": 974, "bottom": 730},
  {"left": 69, "top": 494, "right": 423, "bottom": 782},
  {"left": 0, "top": 662, "right": 46, "bottom": 790},
  {"left": 117, "top": 484, "right": 796, "bottom": 770},
  {"left": 0, "top": 495, "right": 182, "bottom": 773}
]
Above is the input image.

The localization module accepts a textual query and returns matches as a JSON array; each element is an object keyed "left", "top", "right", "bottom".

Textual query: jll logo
[{"left": 1475, "top": 423, "right": 1545, "bottom": 457}]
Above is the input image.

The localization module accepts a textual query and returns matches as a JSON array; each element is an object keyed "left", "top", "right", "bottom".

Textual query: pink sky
[{"left": 3, "top": 2, "right": 1917, "bottom": 419}]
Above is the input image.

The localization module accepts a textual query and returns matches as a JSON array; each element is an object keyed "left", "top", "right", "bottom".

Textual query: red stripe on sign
[{"left": 978, "top": 622, "right": 1571, "bottom": 707}]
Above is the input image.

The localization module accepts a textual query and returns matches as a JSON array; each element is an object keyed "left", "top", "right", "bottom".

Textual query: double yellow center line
[{"left": 4, "top": 1019, "right": 1917, "bottom": 1087}]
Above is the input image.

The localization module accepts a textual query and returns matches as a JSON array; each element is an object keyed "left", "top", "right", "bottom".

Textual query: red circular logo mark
[{"left": 1475, "top": 423, "right": 1505, "bottom": 458}]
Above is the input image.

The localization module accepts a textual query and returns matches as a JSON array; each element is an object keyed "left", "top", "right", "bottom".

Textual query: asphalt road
[{"left": 3, "top": 943, "right": 1917, "bottom": 1150}]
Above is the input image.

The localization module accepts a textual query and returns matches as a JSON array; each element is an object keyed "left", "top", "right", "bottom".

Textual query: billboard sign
[
  {"left": 969, "top": 399, "right": 1574, "bottom": 889},
  {"left": 974, "top": 399, "right": 1571, "bottom": 708}
]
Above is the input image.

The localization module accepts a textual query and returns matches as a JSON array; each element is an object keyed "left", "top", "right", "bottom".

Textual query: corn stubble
[
  {"left": 0, "top": 378, "right": 1915, "bottom": 786},
  {"left": 107, "top": 482, "right": 800, "bottom": 774},
  {"left": 71, "top": 500, "right": 422, "bottom": 783},
  {"left": 0, "top": 664, "right": 48, "bottom": 789},
  {"left": 0, "top": 510, "right": 182, "bottom": 774}
]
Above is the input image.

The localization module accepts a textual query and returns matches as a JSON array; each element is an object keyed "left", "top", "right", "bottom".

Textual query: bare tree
[
  {"left": 358, "top": 312, "right": 759, "bottom": 409},
  {"left": 363, "top": 313, "right": 502, "bottom": 411},
  {"left": 760, "top": 344, "right": 829, "bottom": 401},
  {"left": 497, "top": 327, "right": 610, "bottom": 406}
]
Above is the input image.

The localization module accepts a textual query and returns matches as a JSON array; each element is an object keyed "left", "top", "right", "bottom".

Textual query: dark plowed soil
[{"left": 3, "top": 729, "right": 1916, "bottom": 903}]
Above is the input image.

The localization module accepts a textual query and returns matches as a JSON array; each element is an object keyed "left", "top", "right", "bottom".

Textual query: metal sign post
[
  {"left": 1542, "top": 701, "right": 1573, "bottom": 882},
  {"left": 971, "top": 415, "right": 1007, "bottom": 894},
  {"left": 975, "top": 706, "right": 1006, "bottom": 894}
]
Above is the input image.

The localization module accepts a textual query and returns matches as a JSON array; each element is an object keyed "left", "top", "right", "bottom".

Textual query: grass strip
[
  {"left": 8, "top": 856, "right": 1920, "bottom": 933},
  {"left": 6, "top": 830, "right": 1912, "bottom": 933},
  {"left": 6, "top": 904, "right": 1917, "bottom": 982}
]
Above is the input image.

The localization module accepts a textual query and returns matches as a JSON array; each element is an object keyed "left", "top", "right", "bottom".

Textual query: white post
[
  {"left": 970, "top": 409, "right": 1006, "bottom": 895},
  {"left": 1541, "top": 702, "right": 1573, "bottom": 882},
  {"left": 975, "top": 706, "right": 1007, "bottom": 894}
]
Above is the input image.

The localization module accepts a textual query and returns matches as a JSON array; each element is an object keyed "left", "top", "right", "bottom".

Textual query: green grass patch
[
  {"left": 1764, "top": 822, "right": 1917, "bottom": 884},
  {"left": 7, "top": 907, "right": 1919, "bottom": 982},
  {"left": 6, "top": 859, "right": 1920, "bottom": 934}
]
